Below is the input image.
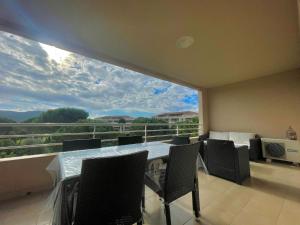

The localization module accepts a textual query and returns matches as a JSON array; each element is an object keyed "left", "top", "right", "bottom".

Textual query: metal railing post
[
  {"left": 176, "top": 125, "right": 179, "bottom": 136},
  {"left": 144, "top": 125, "right": 147, "bottom": 142},
  {"left": 93, "top": 125, "right": 96, "bottom": 138}
]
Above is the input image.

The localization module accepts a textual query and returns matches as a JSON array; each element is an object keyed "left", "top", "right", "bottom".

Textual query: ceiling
[{"left": 0, "top": 0, "right": 300, "bottom": 89}]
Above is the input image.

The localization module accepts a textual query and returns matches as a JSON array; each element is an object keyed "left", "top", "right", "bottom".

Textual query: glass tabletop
[{"left": 58, "top": 141, "right": 172, "bottom": 178}]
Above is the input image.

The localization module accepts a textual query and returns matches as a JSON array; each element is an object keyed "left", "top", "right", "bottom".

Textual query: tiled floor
[{"left": 1, "top": 161, "right": 300, "bottom": 225}]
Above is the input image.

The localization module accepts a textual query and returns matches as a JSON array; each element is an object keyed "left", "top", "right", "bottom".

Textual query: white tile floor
[{"left": 1, "top": 161, "right": 300, "bottom": 225}]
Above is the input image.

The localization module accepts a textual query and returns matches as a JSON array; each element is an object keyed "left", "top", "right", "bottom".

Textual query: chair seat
[{"left": 145, "top": 169, "right": 166, "bottom": 197}]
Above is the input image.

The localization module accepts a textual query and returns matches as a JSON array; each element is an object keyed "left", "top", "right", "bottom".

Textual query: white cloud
[{"left": 0, "top": 31, "right": 198, "bottom": 117}]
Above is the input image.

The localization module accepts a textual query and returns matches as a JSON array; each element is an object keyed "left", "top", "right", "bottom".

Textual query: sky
[{"left": 0, "top": 31, "right": 199, "bottom": 118}]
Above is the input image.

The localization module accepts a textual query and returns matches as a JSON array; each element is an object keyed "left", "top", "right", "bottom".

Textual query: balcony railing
[{"left": 0, "top": 122, "right": 203, "bottom": 158}]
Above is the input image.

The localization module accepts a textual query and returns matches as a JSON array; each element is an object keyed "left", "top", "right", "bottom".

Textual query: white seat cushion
[
  {"left": 209, "top": 131, "right": 229, "bottom": 140},
  {"left": 234, "top": 143, "right": 249, "bottom": 148},
  {"left": 229, "top": 132, "right": 255, "bottom": 146}
]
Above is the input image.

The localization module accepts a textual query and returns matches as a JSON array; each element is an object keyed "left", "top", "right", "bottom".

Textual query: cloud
[{"left": 0, "top": 31, "right": 199, "bottom": 117}]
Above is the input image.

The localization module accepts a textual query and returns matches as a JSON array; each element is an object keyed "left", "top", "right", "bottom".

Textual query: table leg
[{"left": 192, "top": 175, "right": 200, "bottom": 220}]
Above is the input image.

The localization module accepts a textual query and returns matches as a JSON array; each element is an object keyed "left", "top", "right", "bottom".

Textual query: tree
[
  {"left": 0, "top": 108, "right": 90, "bottom": 158},
  {"left": 131, "top": 117, "right": 167, "bottom": 125},
  {"left": 22, "top": 108, "right": 89, "bottom": 146},
  {"left": 0, "top": 117, "right": 16, "bottom": 123},
  {"left": 130, "top": 117, "right": 171, "bottom": 141},
  {"left": 0, "top": 117, "right": 16, "bottom": 135},
  {"left": 118, "top": 118, "right": 126, "bottom": 124},
  {"left": 0, "top": 139, "right": 16, "bottom": 158},
  {"left": 177, "top": 117, "right": 199, "bottom": 136},
  {"left": 28, "top": 108, "right": 89, "bottom": 123}
]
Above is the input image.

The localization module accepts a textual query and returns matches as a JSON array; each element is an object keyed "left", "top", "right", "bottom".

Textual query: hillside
[{"left": 0, "top": 110, "right": 43, "bottom": 122}]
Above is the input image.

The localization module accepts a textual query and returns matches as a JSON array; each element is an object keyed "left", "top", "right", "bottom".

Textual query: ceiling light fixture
[{"left": 176, "top": 36, "right": 194, "bottom": 49}]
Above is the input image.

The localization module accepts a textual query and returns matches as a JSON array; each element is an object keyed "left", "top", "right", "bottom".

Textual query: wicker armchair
[{"left": 206, "top": 139, "right": 250, "bottom": 184}]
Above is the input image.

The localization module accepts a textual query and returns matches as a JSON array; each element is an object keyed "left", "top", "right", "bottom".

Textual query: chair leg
[
  {"left": 142, "top": 185, "right": 145, "bottom": 210},
  {"left": 164, "top": 203, "right": 171, "bottom": 225},
  {"left": 192, "top": 177, "right": 200, "bottom": 220}
]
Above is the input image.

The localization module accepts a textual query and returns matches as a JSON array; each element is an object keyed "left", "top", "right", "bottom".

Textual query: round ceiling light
[{"left": 176, "top": 36, "right": 194, "bottom": 49}]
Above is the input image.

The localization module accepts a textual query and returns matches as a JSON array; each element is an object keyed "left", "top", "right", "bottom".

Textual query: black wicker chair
[
  {"left": 171, "top": 136, "right": 190, "bottom": 145},
  {"left": 198, "top": 133, "right": 263, "bottom": 161},
  {"left": 144, "top": 143, "right": 200, "bottom": 225},
  {"left": 118, "top": 135, "right": 143, "bottom": 145},
  {"left": 206, "top": 139, "right": 250, "bottom": 184},
  {"left": 72, "top": 151, "right": 148, "bottom": 225},
  {"left": 62, "top": 138, "right": 101, "bottom": 151}
]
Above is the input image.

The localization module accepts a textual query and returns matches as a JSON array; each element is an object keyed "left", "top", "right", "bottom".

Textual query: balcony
[
  {"left": 0, "top": 123, "right": 200, "bottom": 193},
  {"left": 1, "top": 1, "right": 300, "bottom": 225},
  {"left": 0, "top": 123, "right": 300, "bottom": 225},
  {"left": 1, "top": 161, "right": 300, "bottom": 225}
]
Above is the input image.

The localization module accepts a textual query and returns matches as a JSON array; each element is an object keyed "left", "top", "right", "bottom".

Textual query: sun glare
[{"left": 40, "top": 43, "right": 70, "bottom": 63}]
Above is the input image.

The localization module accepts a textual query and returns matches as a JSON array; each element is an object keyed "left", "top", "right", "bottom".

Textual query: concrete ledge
[{"left": 0, "top": 153, "right": 57, "bottom": 201}]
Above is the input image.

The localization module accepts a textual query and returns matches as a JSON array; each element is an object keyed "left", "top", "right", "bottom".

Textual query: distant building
[
  {"left": 95, "top": 115, "right": 134, "bottom": 123},
  {"left": 154, "top": 111, "right": 198, "bottom": 123}
]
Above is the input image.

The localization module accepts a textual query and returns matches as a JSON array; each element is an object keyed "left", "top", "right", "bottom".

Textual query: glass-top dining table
[{"left": 38, "top": 141, "right": 200, "bottom": 225}]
